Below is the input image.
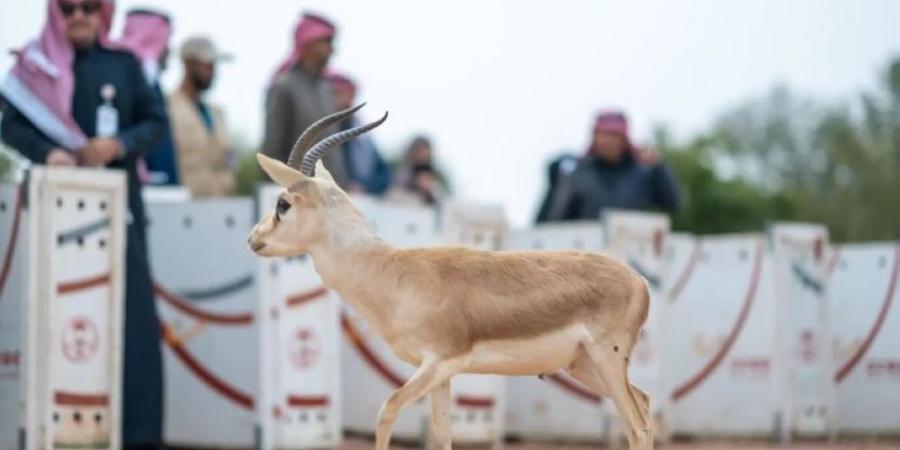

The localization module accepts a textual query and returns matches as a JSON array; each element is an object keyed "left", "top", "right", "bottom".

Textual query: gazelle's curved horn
[
  {"left": 300, "top": 111, "right": 389, "bottom": 176},
  {"left": 286, "top": 102, "right": 367, "bottom": 169}
]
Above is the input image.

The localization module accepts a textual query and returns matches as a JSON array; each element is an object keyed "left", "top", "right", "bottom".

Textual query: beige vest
[{"left": 167, "top": 89, "right": 235, "bottom": 197}]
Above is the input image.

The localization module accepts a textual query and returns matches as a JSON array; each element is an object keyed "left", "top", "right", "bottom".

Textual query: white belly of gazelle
[{"left": 463, "top": 323, "right": 589, "bottom": 375}]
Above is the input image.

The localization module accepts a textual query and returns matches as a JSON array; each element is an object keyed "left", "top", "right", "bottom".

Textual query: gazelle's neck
[{"left": 307, "top": 196, "right": 395, "bottom": 319}]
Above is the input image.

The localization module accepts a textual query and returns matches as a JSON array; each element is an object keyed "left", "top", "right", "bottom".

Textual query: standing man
[
  {"left": 167, "top": 36, "right": 235, "bottom": 197},
  {"left": 261, "top": 13, "right": 350, "bottom": 187},
  {"left": 118, "top": 8, "right": 171, "bottom": 85},
  {"left": 0, "top": 1, "right": 166, "bottom": 449},
  {"left": 546, "top": 111, "right": 681, "bottom": 221},
  {"left": 118, "top": 8, "right": 180, "bottom": 186},
  {"left": 327, "top": 72, "right": 391, "bottom": 196}
]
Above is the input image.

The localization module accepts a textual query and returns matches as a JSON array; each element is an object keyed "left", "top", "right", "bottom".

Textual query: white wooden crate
[
  {"left": 663, "top": 234, "right": 778, "bottom": 437},
  {"left": 438, "top": 199, "right": 507, "bottom": 251},
  {"left": 256, "top": 185, "right": 342, "bottom": 450},
  {"left": 0, "top": 167, "right": 125, "bottom": 450},
  {"left": 769, "top": 223, "right": 835, "bottom": 440},
  {"left": 828, "top": 242, "right": 900, "bottom": 435},
  {"left": 145, "top": 198, "right": 258, "bottom": 448},
  {"left": 0, "top": 182, "right": 27, "bottom": 450},
  {"left": 603, "top": 210, "right": 670, "bottom": 439}
]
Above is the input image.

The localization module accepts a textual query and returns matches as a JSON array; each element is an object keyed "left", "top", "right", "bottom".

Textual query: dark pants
[{"left": 121, "top": 223, "right": 163, "bottom": 448}]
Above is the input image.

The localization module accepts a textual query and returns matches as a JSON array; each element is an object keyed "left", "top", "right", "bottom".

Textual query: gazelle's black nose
[{"left": 250, "top": 241, "right": 266, "bottom": 252}]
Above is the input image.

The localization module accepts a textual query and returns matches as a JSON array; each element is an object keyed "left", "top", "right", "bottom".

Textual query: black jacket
[
  {"left": 547, "top": 153, "right": 681, "bottom": 221},
  {"left": 1, "top": 44, "right": 166, "bottom": 230}
]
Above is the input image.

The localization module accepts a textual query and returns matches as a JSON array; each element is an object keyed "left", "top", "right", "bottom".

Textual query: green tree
[
  {"left": 656, "top": 128, "right": 796, "bottom": 235},
  {"left": 708, "top": 57, "right": 900, "bottom": 241},
  {"left": 234, "top": 150, "right": 261, "bottom": 196}
]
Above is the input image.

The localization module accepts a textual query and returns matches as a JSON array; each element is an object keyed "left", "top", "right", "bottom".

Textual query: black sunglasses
[{"left": 58, "top": 1, "right": 103, "bottom": 17}]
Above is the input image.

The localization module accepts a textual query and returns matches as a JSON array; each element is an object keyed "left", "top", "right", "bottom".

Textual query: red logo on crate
[
  {"left": 289, "top": 327, "right": 320, "bottom": 369},
  {"left": 653, "top": 229, "right": 665, "bottom": 256},
  {"left": 799, "top": 330, "right": 817, "bottom": 364},
  {"left": 61, "top": 316, "right": 99, "bottom": 364},
  {"left": 0, "top": 350, "right": 19, "bottom": 367},
  {"left": 0, "top": 350, "right": 20, "bottom": 379},
  {"left": 731, "top": 357, "right": 770, "bottom": 379},
  {"left": 867, "top": 359, "right": 900, "bottom": 379},
  {"left": 812, "top": 237, "right": 824, "bottom": 262}
]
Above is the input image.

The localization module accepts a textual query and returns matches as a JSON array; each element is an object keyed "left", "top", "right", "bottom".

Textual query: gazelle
[{"left": 248, "top": 104, "right": 653, "bottom": 450}]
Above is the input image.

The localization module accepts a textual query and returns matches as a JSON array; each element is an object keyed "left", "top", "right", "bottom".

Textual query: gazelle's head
[{"left": 249, "top": 104, "right": 387, "bottom": 257}]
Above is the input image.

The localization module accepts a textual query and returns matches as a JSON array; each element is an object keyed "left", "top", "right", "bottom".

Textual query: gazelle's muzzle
[
  {"left": 247, "top": 220, "right": 269, "bottom": 254},
  {"left": 249, "top": 238, "right": 265, "bottom": 252}
]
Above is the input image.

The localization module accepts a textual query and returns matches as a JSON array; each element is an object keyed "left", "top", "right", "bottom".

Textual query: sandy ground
[{"left": 340, "top": 436, "right": 900, "bottom": 450}]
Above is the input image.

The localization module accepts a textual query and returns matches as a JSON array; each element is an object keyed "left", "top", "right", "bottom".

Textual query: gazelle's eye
[{"left": 276, "top": 198, "right": 291, "bottom": 216}]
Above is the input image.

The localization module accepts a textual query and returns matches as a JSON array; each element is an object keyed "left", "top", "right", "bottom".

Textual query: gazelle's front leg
[
  {"left": 430, "top": 380, "right": 452, "bottom": 450},
  {"left": 376, "top": 356, "right": 462, "bottom": 450}
]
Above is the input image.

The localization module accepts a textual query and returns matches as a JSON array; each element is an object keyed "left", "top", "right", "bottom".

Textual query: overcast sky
[{"left": 2, "top": 0, "right": 898, "bottom": 225}]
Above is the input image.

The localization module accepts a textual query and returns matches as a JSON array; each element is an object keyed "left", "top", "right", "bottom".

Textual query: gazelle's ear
[
  {"left": 257, "top": 153, "right": 306, "bottom": 187},
  {"left": 315, "top": 160, "right": 335, "bottom": 182}
]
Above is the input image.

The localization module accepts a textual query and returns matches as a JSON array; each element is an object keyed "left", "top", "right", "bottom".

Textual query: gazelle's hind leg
[
  {"left": 565, "top": 354, "right": 610, "bottom": 396},
  {"left": 580, "top": 341, "right": 653, "bottom": 450},
  {"left": 566, "top": 355, "right": 620, "bottom": 447},
  {"left": 630, "top": 384, "right": 650, "bottom": 424}
]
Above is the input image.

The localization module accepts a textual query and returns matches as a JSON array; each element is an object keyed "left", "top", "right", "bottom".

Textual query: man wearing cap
[
  {"left": 0, "top": 1, "right": 166, "bottom": 448},
  {"left": 261, "top": 13, "right": 349, "bottom": 188},
  {"left": 167, "top": 36, "right": 235, "bottom": 197},
  {"left": 546, "top": 111, "right": 681, "bottom": 221}
]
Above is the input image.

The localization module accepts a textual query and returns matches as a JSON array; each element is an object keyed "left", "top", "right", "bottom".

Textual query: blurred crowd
[
  {"left": 136, "top": 10, "right": 450, "bottom": 207},
  {"left": 0, "top": 2, "right": 682, "bottom": 448},
  {"left": 1, "top": 2, "right": 683, "bottom": 219}
]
